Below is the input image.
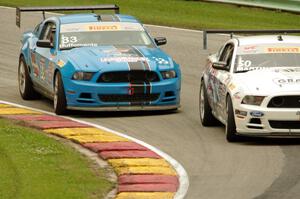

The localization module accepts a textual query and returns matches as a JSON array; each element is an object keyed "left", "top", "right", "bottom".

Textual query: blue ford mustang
[{"left": 17, "top": 5, "right": 181, "bottom": 114}]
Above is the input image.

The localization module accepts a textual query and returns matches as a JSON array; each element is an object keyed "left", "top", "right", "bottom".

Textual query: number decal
[
  {"left": 238, "top": 59, "right": 252, "bottom": 68},
  {"left": 70, "top": 36, "right": 78, "bottom": 43},
  {"left": 61, "top": 35, "right": 78, "bottom": 44}
]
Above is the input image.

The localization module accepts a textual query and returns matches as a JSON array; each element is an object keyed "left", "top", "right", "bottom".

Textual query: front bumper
[
  {"left": 62, "top": 77, "right": 180, "bottom": 111},
  {"left": 68, "top": 104, "right": 179, "bottom": 111},
  {"left": 234, "top": 103, "right": 300, "bottom": 136}
]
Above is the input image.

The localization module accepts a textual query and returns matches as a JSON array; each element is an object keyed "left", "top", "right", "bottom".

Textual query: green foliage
[{"left": 1, "top": 0, "right": 300, "bottom": 29}]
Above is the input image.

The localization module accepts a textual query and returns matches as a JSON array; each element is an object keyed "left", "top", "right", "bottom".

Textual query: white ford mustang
[{"left": 200, "top": 35, "right": 300, "bottom": 142}]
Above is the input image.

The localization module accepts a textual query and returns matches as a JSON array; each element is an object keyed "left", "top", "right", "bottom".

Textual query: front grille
[
  {"left": 97, "top": 71, "right": 160, "bottom": 83},
  {"left": 268, "top": 96, "right": 300, "bottom": 108},
  {"left": 269, "top": 120, "right": 300, "bottom": 129},
  {"left": 99, "top": 93, "right": 160, "bottom": 103}
]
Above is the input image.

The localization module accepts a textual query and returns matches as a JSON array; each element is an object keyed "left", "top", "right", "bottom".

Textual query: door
[
  {"left": 209, "top": 43, "right": 234, "bottom": 119},
  {"left": 32, "top": 21, "right": 57, "bottom": 93}
]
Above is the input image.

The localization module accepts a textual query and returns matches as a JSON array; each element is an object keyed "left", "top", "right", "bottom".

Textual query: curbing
[{"left": 0, "top": 100, "right": 189, "bottom": 199}]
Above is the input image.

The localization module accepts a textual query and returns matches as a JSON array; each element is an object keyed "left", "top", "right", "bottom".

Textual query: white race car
[{"left": 200, "top": 35, "right": 300, "bottom": 142}]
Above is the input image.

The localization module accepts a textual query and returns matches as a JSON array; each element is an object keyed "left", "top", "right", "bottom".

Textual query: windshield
[
  {"left": 235, "top": 45, "right": 300, "bottom": 72},
  {"left": 59, "top": 22, "right": 154, "bottom": 50}
]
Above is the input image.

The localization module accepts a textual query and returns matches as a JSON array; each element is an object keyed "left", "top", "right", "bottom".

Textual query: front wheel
[
  {"left": 199, "top": 80, "right": 219, "bottom": 126},
  {"left": 225, "top": 96, "right": 240, "bottom": 142},
  {"left": 53, "top": 72, "right": 67, "bottom": 115}
]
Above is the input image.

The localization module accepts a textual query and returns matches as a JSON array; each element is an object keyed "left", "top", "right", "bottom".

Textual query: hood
[
  {"left": 233, "top": 67, "right": 300, "bottom": 94},
  {"left": 64, "top": 45, "right": 175, "bottom": 72}
]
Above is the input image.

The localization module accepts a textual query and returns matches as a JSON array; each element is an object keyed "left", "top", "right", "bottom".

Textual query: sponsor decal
[
  {"left": 273, "top": 78, "right": 300, "bottom": 84},
  {"left": 31, "top": 52, "right": 36, "bottom": 64},
  {"left": 46, "top": 62, "right": 55, "bottom": 85},
  {"left": 88, "top": 25, "right": 119, "bottom": 31},
  {"left": 100, "top": 57, "right": 149, "bottom": 63},
  {"left": 153, "top": 57, "right": 169, "bottom": 65},
  {"left": 228, "top": 83, "right": 236, "bottom": 91},
  {"left": 60, "top": 22, "right": 144, "bottom": 33},
  {"left": 31, "top": 52, "right": 39, "bottom": 77},
  {"left": 243, "top": 45, "right": 257, "bottom": 53},
  {"left": 128, "top": 87, "right": 135, "bottom": 95},
  {"left": 266, "top": 47, "right": 300, "bottom": 53},
  {"left": 39, "top": 58, "right": 46, "bottom": 81},
  {"left": 57, "top": 60, "right": 65, "bottom": 68},
  {"left": 250, "top": 111, "right": 264, "bottom": 117}
]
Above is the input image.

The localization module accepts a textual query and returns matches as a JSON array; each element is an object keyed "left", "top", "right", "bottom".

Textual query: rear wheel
[
  {"left": 199, "top": 80, "right": 219, "bottom": 126},
  {"left": 18, "top": 56, "right": 40, "bottom": 100},
  {"left": 225, "top": 96, "right": 240, "bottom": 142},
  {"left": 53, "top": 72, "right": 67, "bottom": 115}
]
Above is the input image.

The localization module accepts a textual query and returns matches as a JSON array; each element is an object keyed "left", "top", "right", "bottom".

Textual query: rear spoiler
[
  {"left": 203, "top": 29, "right": 300, "bottom": 49},
  {"left": 16, "top": 4, "right": 120, "bottom": 27}
]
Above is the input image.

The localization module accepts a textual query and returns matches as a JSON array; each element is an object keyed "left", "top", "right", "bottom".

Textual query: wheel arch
[
  {"left": 19, "top": 53, "right": 32, "bottom": 74},
  {"left": 53, "top": 69, "right": 60, "bottom": 89}
]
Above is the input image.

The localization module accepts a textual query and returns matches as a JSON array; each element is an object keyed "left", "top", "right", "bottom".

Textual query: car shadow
[
  {"left": 239, "top": 136, "right": 300, "bottom": 146},
  {"left": 67, "top": 109, "right": 181, "bottom": 119}
]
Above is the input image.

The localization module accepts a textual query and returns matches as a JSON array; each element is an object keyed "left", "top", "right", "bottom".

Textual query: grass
[
  {"left": 0, "top": 119, "right": 113, "bottom": 199},
  {"left": 1, "top": 0, "right": 300, "bottom": 30}
]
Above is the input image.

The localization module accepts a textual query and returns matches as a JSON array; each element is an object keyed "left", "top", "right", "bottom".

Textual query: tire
[
  {"left": 225, "top": 96, "right": 240, "bottom": 142},
  {"left": 199, "top": 80, "right": 219, "bottom": 126},
  {"left": 53, "top": 72, "right": 67, "bottom": 115},
  {"left": 18, "top": 56, "right": 40, "bottom": 100}
]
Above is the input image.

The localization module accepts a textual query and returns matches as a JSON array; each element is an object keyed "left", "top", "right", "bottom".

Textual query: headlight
[
  {"left": 72, "top": 72, "right": 94, "bottom": 81},
  {"left": 161, "top": 70, "right": 176, "bottom": 79},
  {"left": 242, "top": 95, "right": 265, "bottom": 106}
]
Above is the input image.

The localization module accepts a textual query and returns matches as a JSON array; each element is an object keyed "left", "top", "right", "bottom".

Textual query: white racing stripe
[{"left": 0, "top": 99, "right": 189, "bottom": 199}]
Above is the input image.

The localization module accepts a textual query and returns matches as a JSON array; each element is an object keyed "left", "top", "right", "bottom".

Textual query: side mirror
[
  {"left": 212, "top": 61, "right": 228, "bottom": 70},
  {"left": 154, "top": 37, "right": 167, "bottom": 46},
  {"left": 36, "top": 40, "right": 53, "bottom": 48}
]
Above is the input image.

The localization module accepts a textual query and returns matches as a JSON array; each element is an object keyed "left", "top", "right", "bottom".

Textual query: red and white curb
[{"left": 0, "top": 100, "right": 189, "bottom": 199}]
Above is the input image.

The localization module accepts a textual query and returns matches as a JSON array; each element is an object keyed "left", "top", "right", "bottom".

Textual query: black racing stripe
[
  {"left": 132, "top": 47, "right": 151, "bottom": 105},
  {"left": 100, "top": 15, "right": 115, "bottom": 22},
  {"left": 130, "top": 83, "right": 144, "bottom": 106},
  {"left": 114, "top": 45, "right": 145, "bottom": 71},
  {"left": 132, "top": 47, "right": 151, "bottom": 70},
  {"left": 131, "top": 83, "right": 144, "bottom": 94},
  {"left": 114, "top": 45, "right": 148, "bottom": 106}
]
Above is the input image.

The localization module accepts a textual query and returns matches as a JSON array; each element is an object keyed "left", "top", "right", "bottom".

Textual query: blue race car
[{"left": 16, "top": 5, "right": 181, "bottom": 114}]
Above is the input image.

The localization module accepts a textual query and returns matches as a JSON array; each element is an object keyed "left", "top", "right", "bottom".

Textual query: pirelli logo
[
  {"left": 266, "top": 47, "right": 300, "bottom": 53},
  {"left": 88, "top": 25, "right": 119, "bottom": 31}
]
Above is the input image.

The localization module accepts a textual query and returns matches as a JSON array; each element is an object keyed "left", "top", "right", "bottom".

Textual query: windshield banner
[{"left": 60, "top": 22, "right": 144, "bottom": 33}]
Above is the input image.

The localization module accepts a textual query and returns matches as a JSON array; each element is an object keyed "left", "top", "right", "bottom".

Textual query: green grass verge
[
  {"left": 0, "top": 119, "right": 113, "bottom": 199},
  {"left": 1, "top": 0, "right": 300, "bottom": 30}
]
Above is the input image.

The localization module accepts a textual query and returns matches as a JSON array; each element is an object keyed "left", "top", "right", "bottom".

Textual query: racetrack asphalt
[{"left": 1, "top": 6, "right": 300, "bottom": 199}]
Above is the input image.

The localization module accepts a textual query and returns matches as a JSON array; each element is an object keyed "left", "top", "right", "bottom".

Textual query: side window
[
  {"left": 219, "top": 44, "right": 234, "bottom": 69},
  {"left": 39, "top": 22, "right": 56, "bottom": 46}
]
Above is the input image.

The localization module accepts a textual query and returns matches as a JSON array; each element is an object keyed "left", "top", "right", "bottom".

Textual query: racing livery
[
  {"left": 200, "top": 35, "right": 300, "bottom": 142},
  {"left": 17, "top": 5, "right": 181, "bottom": 114}
]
